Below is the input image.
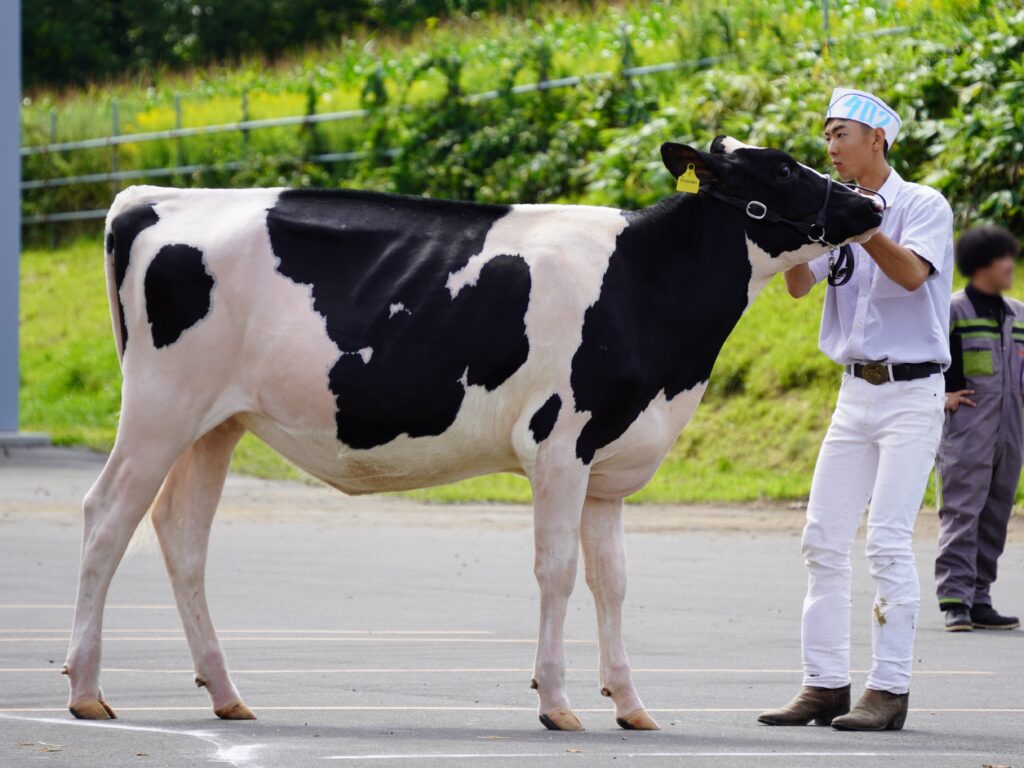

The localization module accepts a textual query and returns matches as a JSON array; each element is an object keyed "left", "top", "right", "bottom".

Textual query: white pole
[
  {"left": 0, "top": 0, "right": 21, "bottom": 433},
  {"left": 1, "top": 0, "right": 48, "bottom": 447}
]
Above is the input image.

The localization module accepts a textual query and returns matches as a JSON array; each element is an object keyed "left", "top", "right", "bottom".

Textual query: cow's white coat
[{"left": 65, "top": 145, "right": 859, "bottom": 729}]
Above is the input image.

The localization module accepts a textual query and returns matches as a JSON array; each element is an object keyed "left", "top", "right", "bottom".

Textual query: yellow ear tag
[{"left": 676, "top": 163, "right": 700, "bottom": 194}]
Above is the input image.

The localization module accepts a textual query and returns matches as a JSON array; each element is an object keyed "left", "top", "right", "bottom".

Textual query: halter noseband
[{"left": 698, "top": 176, "right": 885, "bottom": 250}]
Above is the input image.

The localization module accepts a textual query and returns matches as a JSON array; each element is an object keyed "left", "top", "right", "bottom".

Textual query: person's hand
[{"left": 945, "top": 389, "right": 976, "bottom": 412}]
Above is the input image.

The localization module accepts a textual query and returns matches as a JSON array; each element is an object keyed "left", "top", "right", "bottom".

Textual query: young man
[
  {"left": 758, "top": 88, "right": 954, "bottom": 731},
  {"left": 936, "top": 225, "right": 1022, "bottom": 632}
]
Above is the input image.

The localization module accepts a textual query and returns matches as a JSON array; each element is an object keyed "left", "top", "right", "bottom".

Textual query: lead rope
[{"left": 827, "top": 244, "right": 854, "bottom": 287}]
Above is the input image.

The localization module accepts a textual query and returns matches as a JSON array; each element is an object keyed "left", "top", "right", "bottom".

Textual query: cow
[{"left": 63, "top": 135, "right": 883, "bottom": 731}]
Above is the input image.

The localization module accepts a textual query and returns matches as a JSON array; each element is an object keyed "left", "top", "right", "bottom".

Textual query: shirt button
[{"left": 855, "top": 323, "right": 863, "bottom": 329}]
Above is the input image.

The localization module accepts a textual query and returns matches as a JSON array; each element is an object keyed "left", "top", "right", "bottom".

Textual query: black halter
[
  {"left": 697, "top": 176, "right": 886, "bottom": 287},
  {"left": 700, "top": 174, "right": 837, "bottom": 246},
  {"left": 698, "top": 176, "right": 886, "bottom": 250}
]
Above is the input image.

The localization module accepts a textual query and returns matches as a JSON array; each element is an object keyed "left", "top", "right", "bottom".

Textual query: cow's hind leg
[
  {"left": 150, "top": 417, "right": 253, "bottom": 720},
  {"left": 581, "top": 496, "right": 659, "bottom": 731},
  {"left": 529, "top": 455, "right": 589, "bottom": 731},
  {"left": 64, "top": 395, "right": 203, "bottom": 719}
]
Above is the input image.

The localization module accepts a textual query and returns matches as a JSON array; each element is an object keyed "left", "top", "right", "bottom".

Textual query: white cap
[{"left": 826, "top": 87, "right": 901, "bottom": 147}]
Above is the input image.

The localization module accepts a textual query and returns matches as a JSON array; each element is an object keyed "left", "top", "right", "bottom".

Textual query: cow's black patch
[
  {"left": 570, "top": 194, "right": 750, "bottom": 464},
  {"left": 266, "top": 189, "right": 530, "bottom": 450},
  {"left": 529, "top": 394, "right": 562, "bottom": 444},
  {"left": 109, "top": 203, "right": 159, "bottom": 352},
  {"left": 144, "top": 244, "right": 215, "bottom": 348}
]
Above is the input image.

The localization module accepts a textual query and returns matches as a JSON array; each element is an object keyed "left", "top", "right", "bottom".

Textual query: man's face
[
  {"left": 974, "top": 254, "right": 1015, "bottom": 292},
  {"left": 823, "top": 119, "right": 883, "bottom": 182}
]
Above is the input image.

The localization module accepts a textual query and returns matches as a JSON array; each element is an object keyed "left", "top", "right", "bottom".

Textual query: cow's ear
[{"left": 660, "top": 142, "right": 720, "bottom": 184}]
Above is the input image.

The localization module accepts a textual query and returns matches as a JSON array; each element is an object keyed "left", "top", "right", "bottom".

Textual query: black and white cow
[{"left": 64, "top": 136, "right": 882, "bottom": 730}]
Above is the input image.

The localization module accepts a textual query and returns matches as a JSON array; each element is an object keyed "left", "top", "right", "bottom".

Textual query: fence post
[
  {"left": 823, "top": 0, "right": 831, "bottom": 50},
  {"left": 619, "top": 25, "right": 641, "bottom": 125},
  {"left": 48, "top": 107, "right": 58, "bottom": 248},
  {"left": 111, "top": 98, "right": 120, "bottom": 195},
  {"left": 174, "top": 93, "right": 184, "bottom": 167},
  {"left": 241, "top": 89, "right": 250, "bottom": 146}
]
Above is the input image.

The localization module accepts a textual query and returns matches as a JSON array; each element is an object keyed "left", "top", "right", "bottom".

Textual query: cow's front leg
[
  {"left": 581, "top": 495, "right": 659, "bottom": 730},
  {"left": 529, "top": 457, "right": 589, "bottom": 731}
]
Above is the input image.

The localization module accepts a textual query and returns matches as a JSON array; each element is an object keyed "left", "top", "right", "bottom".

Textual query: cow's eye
[{"left": 777, "top": 164, "right": 793, "bottom": 179}]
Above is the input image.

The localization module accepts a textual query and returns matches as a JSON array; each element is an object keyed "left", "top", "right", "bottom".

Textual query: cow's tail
[
  {"left": 103, "top": 194, "right": 132, "bottom": 365},
  {"left": 103, "top": 185, "right": 163, "bottom": 365},
  {"left": 102, "top": 216, "right": 125, "bottom": 365}
]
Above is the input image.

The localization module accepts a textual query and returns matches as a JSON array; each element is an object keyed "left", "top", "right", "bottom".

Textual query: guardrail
[{"left": 20, "top": 25, "right": 913, "bottom": 227}]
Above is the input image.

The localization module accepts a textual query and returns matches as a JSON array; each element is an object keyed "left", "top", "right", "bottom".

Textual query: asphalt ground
[{"left": 1, "top": 446, "right": 1022, "bottom": 767}]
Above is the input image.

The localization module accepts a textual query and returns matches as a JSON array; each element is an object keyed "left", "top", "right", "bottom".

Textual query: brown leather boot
[
  {"left": 831, "top": 688, "right": 909, "bottom": 731},
  {"left": 757, "top": 684, "right": 850, "bottom": 726}
]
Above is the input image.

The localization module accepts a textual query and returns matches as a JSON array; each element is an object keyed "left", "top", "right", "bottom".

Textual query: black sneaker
[
  {"left": 970, "top": 604, "right": 1021, "bottom": 630},
  {"left": 944, "top": 606, "right": 973, "bottom": 632}
]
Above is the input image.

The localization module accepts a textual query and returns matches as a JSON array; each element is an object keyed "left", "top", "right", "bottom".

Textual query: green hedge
[
  {"left": 24, "top": 0, "right": 563, "bottom": 88},
  {"left": 22, "top": 0, "right": 1022, "bottom": 242}
]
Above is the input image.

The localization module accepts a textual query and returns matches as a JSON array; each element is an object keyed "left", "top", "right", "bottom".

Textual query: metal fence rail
[
  {"left": 20, "top": 24, "right": 913, "bottom": 226},
  {"left": 20, "top": 149, "right": 400, "bottom": 224}
]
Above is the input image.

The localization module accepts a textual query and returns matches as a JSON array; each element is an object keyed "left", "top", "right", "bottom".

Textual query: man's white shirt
[{"left": 808, "top": 168, "right": 954, "bottom": 367}]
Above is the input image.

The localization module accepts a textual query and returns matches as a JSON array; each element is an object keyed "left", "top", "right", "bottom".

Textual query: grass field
[{"left": 20, "top": 234, "right": 989, "bottom": 505}]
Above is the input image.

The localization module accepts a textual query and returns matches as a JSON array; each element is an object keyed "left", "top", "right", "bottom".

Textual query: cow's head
[{"left": 661, "top": 135, "right": 883, "bottom": 273}]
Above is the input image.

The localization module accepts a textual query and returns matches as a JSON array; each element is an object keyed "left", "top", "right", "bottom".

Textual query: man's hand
[{"left": 945, "top": 389, "right": 976, "bottom": 412}]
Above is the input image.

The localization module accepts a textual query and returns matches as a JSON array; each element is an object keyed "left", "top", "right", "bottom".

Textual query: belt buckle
[{"left": 860, "top": 361, "right": 889, "bottom": 385}]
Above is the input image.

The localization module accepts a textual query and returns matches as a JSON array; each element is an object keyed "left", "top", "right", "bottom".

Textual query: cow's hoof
[
  {"left": 215, "top": 701, "right": 257, "bottom": 720},
  {"left": 616, "top": 708, "right": 660, "bottom": 731},
  {"left": 539, "top": 708, "right": 584, "bottom": 731},
  {"left": 69, "top": 698, "right": 117, "bottom": 720}
]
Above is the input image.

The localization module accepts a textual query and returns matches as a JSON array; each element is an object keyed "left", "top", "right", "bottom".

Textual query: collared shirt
[{"left": 808, "top": 168, "right": 954, "bottom": 367}]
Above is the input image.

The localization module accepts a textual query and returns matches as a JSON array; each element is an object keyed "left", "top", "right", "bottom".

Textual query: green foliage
[
  {"left": 23, "top": 0, "right": 1024, "bottom": 240},
  {"left": 23, "top": 0, "right": 559, "bottom": 88}
]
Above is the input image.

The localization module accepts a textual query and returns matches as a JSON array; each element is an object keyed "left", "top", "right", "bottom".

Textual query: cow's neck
[
  {"left": 612, "top": 193, "right": 762, "bottom": 395},
  {"left": 631, "top": 189, "right": 767, "bottom": 301},
  {"left": 568, "top": 193, "right": 773, "bottom": 463}
]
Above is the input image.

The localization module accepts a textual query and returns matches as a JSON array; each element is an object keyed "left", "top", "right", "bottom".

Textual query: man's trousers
[{"left": 801, "top": 373, "right": 945, "bottom": 694}]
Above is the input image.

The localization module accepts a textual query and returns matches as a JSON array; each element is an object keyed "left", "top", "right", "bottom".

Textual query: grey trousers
[{"left": 935, "top": 408, "right": 1021, "bottom": 609}]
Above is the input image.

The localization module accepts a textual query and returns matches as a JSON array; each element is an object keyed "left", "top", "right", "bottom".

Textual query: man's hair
[{"left": 956, "top": 225, "right": 1020, "bottom": 277}]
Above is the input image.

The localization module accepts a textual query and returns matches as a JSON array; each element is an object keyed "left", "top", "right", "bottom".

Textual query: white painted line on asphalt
[
  {"left": 636, "top": 668, "right": 994, "bottom": 676},
  {"left": 0, "top": 666, "right": 995, "bottom": 676},
  {"left": 324, "top": 754, "right": 565, "bottom": 761},
  {"left": 0, "top": 636, "right": 590, "bottom": 644},
  {"left": 323, "top": 752, "right": 983, "bottom": 761},
  {"left": 0, "top": 604, "right": 174, "bottom": 609},
  {"left": 2, "top": 706, "right": 1022, "bottom": 714},
  {"left": 0, "top": 713, "right": 262, "bottom": 767},
  {"left": 618, "top": 754, "right": 987, "bottom": 760},
  {"left": 0, "top": 628, "right": 494, "bottom": 635}
]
